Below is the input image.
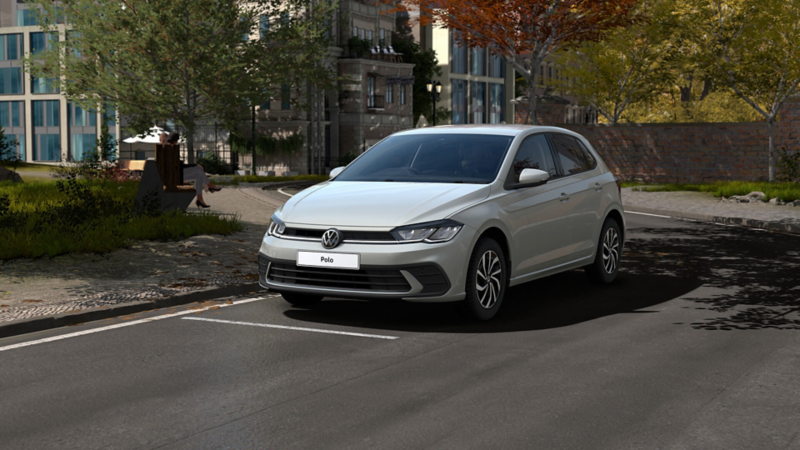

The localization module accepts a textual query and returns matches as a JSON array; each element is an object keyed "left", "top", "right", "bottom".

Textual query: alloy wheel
[
  {"left": 476, "top": 250, "right": 502, "bottom": 309},
  {"left": 602, "top": 228, "right": 620, "bottom": 274}
]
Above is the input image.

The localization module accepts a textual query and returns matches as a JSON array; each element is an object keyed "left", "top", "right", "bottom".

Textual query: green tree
[
  {"left": 25, "top": 0, "right": 333, "bottom": 165},
  {"left": 393, "top": 10, "right": 449, "bottom": 125},
  {"left": 683, "top": 0, "right": 800, "bottom": 181},
  {"left": 0, "top": 127, "right": 21, "bottom": 172},
  {"left": 556, "top": 0, "right": 678, "bottom": 124}
]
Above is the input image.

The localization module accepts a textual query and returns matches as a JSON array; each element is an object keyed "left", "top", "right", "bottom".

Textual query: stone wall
[{"left": 525, "top": 100, "right": 800, "bottom": 183}]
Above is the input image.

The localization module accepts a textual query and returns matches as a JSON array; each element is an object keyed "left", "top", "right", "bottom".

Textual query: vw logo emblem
[{"left": 321, "top": 229, "right": 341, "bottom": 249}]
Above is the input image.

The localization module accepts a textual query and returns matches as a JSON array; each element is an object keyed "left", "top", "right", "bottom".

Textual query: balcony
[{"left": 367, "top": 95, "right": 385, "bottom": 111}]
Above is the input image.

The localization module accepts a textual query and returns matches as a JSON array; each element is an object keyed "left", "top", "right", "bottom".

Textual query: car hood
[{"left": 278, "top": 181, "right": 490, "bottom": 228}]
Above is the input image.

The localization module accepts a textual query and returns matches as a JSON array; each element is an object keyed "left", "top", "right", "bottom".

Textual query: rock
[
  {"left": 729, "top": 195, "right": 749, "bottom": 203},
  {"left": 178, "top": 241, "right": 197, "bottom": 249},
  {"left": 0, "top": 167, "right": 23, "bottom": 183},
  {"left": 745, "top": 191, "right": 766, "bottom": 202},
  {"left": 792, "top": 200, "right": 800, "bottom": 207}
]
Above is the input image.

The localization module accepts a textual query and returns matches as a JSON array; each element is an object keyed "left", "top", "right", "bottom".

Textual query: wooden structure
[{"left": 155, "top": 144, "right": 194, "bottom": 193}]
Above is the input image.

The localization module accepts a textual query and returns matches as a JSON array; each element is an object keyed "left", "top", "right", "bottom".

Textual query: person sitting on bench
[{"left": 162, "top": 132, "right": 222, "bottom": 209}]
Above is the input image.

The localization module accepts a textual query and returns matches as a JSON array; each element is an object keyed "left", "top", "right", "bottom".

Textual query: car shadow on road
[
  {"left": 282, "top": 271, "right": 703, "bottom": 334},
  {"left": 285, "top": 222, "right": 800, "bottom": 332}
]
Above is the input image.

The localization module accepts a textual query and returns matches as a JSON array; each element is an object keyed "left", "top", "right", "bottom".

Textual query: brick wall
[{"left": 523, "top": 100, "right": 800, "bottom": 183}]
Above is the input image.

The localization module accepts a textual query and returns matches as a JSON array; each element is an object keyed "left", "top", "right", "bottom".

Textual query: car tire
[
  {"left": 460, "top": 238, "right": 507, "bottom": 321},
  {"left": 585, "top": 217, "right": 622, "bottom": 284},
  {"left": 281, "top": 292, "right": 323, "bottom": 307}
]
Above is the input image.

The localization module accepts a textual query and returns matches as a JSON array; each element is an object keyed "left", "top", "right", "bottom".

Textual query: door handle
[
  {"left": 594, "top": 182, "right": 602, "bottom": 192},
  {"left": 560, "top": 192, "right": 570, "bottom": 202}
]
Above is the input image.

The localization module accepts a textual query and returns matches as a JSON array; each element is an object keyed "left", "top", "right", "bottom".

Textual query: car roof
[{"left": 394, "top": 124, "right": 571, "bottom": 137}]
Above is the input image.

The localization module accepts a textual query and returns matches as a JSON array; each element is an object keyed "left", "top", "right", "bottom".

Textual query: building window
[
  {"left": 34, "top": 134, "right": 60, "bottom": 161},
  {"left": 386, "top": 84, "right": 393, "bottom": 104},
  {"left": 451, "top": 32, "right": 467, "bottom": 74},
  {"left": 381, "top": 29, "right": 386, "bottom": 44},
  {"left": 548, "top": 66, "right": 552, "bottom": 81},
  {"left": 489, "top": 83, "right": 504, "bottom": 123},
  {"left": 360, "top": 29, "right": 365, "bottom": 40},
  {"left": 259, "top": 15, "right": 270, "bottom": 39},
  {"left": 451, "top": 79, "right": 467, "bottom": 124},
  {"left": 353, "top": 26, "right": 358, "bottom": 37},
  {"left": 471, "top": 81, "right": 486, "bottom": 124},
  {"left": 281, "top": 84, "right": 291, "bottom": 109},
  {"left": 32, "top": 77, "right": 59, "bottom": 94},
  {"left": 400, "top": 85, "right": 406, "bottom": 105},
  {"left": 367, "top": 76, "right": 376, "bottom": 107},
  {"left": 70, "top": 103, "right": 96, "bottom": 127},
  {"left": 31, "top": 32, "right": 57, "bottom": 55},
  {"left": 71, "top": 134, "right": 96, "bottom": 161},
  {"left": 17, "top": 9, "right": 38, "bottom": 27},
  {"left": 471, "top": 47, "right": 486, "bottom": 76},
  {"left": 0, "top": 67, "right": 23, "bottom": 94},
  {"left": 368, "top": 30, "right": 373, "bottom": 45},
  {"left": 489, "top": 53, "right": 504, "bottom": 78},
  {"left": 3, "top": 133, "right": 25, "bottom": 161},
  {"left": 0, "top": 34, "right": 22, "bottom": 61}
]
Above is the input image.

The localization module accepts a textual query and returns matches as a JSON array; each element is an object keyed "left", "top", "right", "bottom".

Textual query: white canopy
[{"left": 122, "top": 126, "right": 185, "bottom": 144}]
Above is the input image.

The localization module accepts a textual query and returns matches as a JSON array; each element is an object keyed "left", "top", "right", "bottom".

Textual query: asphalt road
[{"left": 2, "top": 213, "right": 799, "bottom": 450}]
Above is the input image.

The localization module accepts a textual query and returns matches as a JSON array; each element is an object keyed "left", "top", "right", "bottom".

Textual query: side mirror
[
  {"left": 329, "top": 166, "right": 345, "bottom": 178},
  {"left": 518, "top": 168, "right": 550, "bottom": 186}
]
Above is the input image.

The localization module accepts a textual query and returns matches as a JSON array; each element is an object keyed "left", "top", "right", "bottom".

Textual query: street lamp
[{"left": 426, "top": 80, "right": 442, "bottom": 126}]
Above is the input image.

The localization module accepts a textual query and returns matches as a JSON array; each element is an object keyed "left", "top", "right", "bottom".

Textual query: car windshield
[{"left": 333, "top": 133, "right": 514, "bottom": 184}]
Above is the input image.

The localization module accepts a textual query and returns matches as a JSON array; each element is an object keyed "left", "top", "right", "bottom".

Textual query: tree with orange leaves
[{"left": 400, "top": 0, "right": 641, "bottom": 123}]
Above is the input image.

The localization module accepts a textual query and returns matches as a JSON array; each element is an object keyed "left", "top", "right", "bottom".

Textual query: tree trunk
[
  {"left": 186, "top": 130, "right": 195, "bottom": 165},
  {"left": 526, "top": 80, "right": 538, "bottom": 125},
  {"left": 251, "top": 104, "right": 257, "bottom": 176},
  {"left": 700, "top": 79, "right": 712, "bottom": 101},
  {"left": 767, "top": 118, "right": 775, "bottom": 182}
]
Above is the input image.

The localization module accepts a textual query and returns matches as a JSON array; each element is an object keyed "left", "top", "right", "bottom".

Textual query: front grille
[
  {"left": 282, "top": 227, "right": 395, "bottom": 242},
  {"left": 268, "top": 263, "right": 411, "bottom": 292}
]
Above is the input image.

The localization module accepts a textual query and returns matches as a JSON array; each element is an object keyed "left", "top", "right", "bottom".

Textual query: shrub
[
  {"left": 0, "top": 179, "right": 243, "bottom": 260},
  {"left": 776, "top": 146, "right": 800, "bottom": 182},
  {"left": 198, "top": 152, "right": 232, "bottom": 175}
]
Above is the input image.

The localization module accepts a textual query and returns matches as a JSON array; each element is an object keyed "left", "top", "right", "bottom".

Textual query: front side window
[
  {"left": 549, "top": 133, "right": 593, "bottom": 176},
  {"left": 334, "top": 134, "right": 514, "bottom": 184},
  {"left": 507, "top": 134, "right": 557, "bottom": 185}
]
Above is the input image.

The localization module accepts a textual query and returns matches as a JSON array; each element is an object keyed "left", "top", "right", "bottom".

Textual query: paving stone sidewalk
[
  {"left": 622, "top": 187, "right": 800, "bottom": 233},
  {"left": 0, "top": 186, "right": 287, "bottom": 324}
]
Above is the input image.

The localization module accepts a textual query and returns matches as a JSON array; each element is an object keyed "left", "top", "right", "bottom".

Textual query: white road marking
[
  {"left": 625, "top": 211, "right": 674, "bottom": 219},
  {"left": 182, "top": 317, "right": 399, "bottom": 340},
  {"left": 0, "top": 297, "right": 271, "bottom": 353},
  {"left": 277, "top": 188, "right": 294, "bottom": 197}
]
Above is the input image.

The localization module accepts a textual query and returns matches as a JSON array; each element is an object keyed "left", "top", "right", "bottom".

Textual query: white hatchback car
[{"left": 259, "top": 125, "right": 624, "bottom": 320}]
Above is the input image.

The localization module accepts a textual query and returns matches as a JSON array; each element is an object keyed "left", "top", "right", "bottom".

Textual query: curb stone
[
  {"left": 0, "top": 283, "right": 263, "bottom": 339},
  {"left": 625, "top": 206, "right": 800, "bottom": 235}
]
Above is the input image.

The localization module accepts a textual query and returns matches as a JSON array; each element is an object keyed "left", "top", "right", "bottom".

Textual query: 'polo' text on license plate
[{"left": 297, "top": 251, "right": 360, "bottom": 270}]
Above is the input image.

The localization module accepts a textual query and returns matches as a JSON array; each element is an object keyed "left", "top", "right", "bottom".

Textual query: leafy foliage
[
  {"left": 0, "top": 127, "right": 21, "bottom": 172},
  {"left": 776, "top": 147, "right": 800, "bottom": 182},
  {"left": 25, "top": 0, "right": 336, "bottom": 164},
  {"left": 392, "top": 12, "right": 449, "bottom": 125},
  {"left": 394, "top": 0, "right": 640, "bottom": 123},
  {"left": 556, "top": 0, "right": 678, "bottom": 124}
]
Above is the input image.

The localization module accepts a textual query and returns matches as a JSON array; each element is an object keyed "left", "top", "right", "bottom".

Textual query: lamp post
[{"left": 426, "top": 80, "right": 442, "bottom": 126}]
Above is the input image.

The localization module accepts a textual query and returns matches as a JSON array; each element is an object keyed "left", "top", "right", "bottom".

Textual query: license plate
[{"left": 297, "top": 251, "right": 360, "bottom": 270}]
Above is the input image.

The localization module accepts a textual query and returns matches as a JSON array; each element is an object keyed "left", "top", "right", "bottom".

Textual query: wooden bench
[
  {"left": 155, "top": 144, "right": 196, "bottom": 193},
  {"left": 119, "top": 160, "right": 147, "bottom": 172}
]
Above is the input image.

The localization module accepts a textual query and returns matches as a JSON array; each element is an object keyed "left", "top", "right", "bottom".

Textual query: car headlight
[
  {"left": 267, "top": 215, "right": 286, "bottom": 236},
  {"left": 391, "top": 220, "right": 463, "bottom": 243}
]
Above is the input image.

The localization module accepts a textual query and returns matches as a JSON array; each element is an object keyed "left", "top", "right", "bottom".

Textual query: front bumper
[{"left": 258, "top": 229, "right": 474, "bottom": 302}]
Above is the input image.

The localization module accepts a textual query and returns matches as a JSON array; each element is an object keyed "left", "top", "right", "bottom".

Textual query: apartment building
[{"left": 0, "top": 0, "right": 120, "bottom": 163}]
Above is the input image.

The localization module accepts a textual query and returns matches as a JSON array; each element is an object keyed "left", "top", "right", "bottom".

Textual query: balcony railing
[{"left": 367, "top": 95, "right": 385, "bottom": 110}]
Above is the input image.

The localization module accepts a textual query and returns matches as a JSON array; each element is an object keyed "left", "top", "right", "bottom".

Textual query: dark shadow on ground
[
  {"left": 622, "top": 223, "right": 800, "bottom": 330},
  {"left": 283, "top": 272, "right": 703, "bottom": 334},
  {"left": 285, "top": 221, "right": 800, "bottom": 332}
]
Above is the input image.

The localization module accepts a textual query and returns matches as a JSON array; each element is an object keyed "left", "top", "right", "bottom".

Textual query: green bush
[
  {"left": 777, "top": 146, "right": 800, "bottom": 182},
  {"left": 0, "top": 179, "right": 243, "bottom": 260},
  {"left": 198, "top": 152, "right": 232, "bottom": 175}
]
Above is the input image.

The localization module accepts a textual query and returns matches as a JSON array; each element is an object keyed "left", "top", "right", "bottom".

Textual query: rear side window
[
  {"left": 549, "top": 133, "right": 594, "bottom": 176},
  {"left": 507, "top": 134, "right": 557, "bottom": 184}
]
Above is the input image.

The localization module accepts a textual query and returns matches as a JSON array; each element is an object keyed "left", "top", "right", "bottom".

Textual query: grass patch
[
  {"left": 640, "top": 181, "right": 800, "bottom": 202},
  {"left": 215, "top": 174, "right": 328, "bottom": 186},
  {"left": 0, "top": 179, "right": 244, "bottom": 260},
  {"left": 620, "top": 181, "right": 647, "bottom": 188}
]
